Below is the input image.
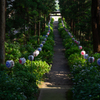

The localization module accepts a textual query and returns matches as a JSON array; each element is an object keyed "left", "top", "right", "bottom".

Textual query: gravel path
[{"left": 38, "top": 21, "right": 73, "bottom": 100}]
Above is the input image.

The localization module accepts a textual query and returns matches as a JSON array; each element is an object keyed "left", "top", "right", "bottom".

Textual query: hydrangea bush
[{"left": 58, "top": 18, "right": 100, "bottom": 100}]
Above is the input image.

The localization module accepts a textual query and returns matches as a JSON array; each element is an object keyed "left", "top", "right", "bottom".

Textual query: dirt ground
[{"left": 38, "top": 21, "right": 73, "bottom": 100}]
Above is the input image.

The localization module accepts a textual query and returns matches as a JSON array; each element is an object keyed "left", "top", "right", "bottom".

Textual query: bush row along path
[{"left": 38, "top": 21, "right": 73, "bottom": 100}]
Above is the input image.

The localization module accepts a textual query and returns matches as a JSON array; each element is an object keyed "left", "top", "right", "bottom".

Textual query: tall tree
[
  {"left": 59, "top": 0, "right": 91, "bottom": 41},
  {"left": 92, "top": 0, "right": 100, "bottom": 53},
  {"left": 0, "top": 0, "right": 5, "bottom": 64}
]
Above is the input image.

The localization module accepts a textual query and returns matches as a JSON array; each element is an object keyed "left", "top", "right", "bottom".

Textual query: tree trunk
[
  {"left": 41, "top": 14, "right": 46, "bottom": 32},
  {"left": 71, "top": 19, "right": 73, "bottom": 32},
  {"left": 34, "top": 18, "right": 37, "bottom": 36},
  {"left": 73, "top": 21, "right": 75, "bottom": 35},
  {"left": 37, "top": 20, "right": 40, "bottom": 44},
  {"left": 92, "top": 0, "right": 100, "bottom": 53},
  {"left": 97, "top": 0, "right": 100, "bottom": 52},
  {"left": 79, "top": 30, "right": 81, "bottom": 40},
  {"left": 44, "top": 15, "right": 46, "bottom": 29},
  {"left": 47, "top": 14, "right": 50, "bottom": 22},
  {"left": 0, "top": 0, "right": 5, "bottom": 64}
]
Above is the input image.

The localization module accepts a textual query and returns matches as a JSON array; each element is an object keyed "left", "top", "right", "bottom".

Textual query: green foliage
[
  {"left": 58, "top": 20, "right": 100, "bottom": 100},
  {"left": 5, "top": 42, "right": 21, "bottom": 62},
  {"left": 4, "top": 0, "right": 56, "bottom": 97},
  {"left": 51, "top": 18, "right": 54, "bottom": 24},
  {"left": 0, "top": 71, "right": 27, "bottom": 100},
  {"left": 0, "top": 63, "right": 38, "bottom": 100},
  {"left": 39, "top": 32, "right": 54, "bottom": 64},
  {"left": 68, "top": 53, "right": 86, "bottom": 67},
  {"left": 58, "top": 18, "right": 71, "bottom": 38},
  {"left": 72, "top": 64, "right": 100, "bottom": 100},
  {"left": 59, "top": 0, "right": 92, "bottom": 41},
  {"left": 25, "top": 60, "right": 51, "bottom": 80},
  {"left": 0, "top": 59, "right": 51, "bottom": 100},
  {"left": 58, "top": 18, "right": 62, "bottom": 23},
  {"left": 6, "top": 0, "right": 56, "bottom": 42},
  {"left": 58, "top": 23, "right": 64, "bottom": 34},
  {"left": 3, "top": 17, "right": 54, "bottom": 100},
  {"left": 65, "top": 46, "right": 80, "bottom": 58}
]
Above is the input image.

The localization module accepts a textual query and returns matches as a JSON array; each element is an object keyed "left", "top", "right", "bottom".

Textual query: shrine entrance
[{"left": 50, "top": 11, "right": 61, "bottom": 21}]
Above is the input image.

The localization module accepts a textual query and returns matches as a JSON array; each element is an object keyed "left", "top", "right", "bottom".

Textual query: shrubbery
[
  {"left": 1, "top": 18, "right": 54, "bottom": 100},
  {"left": 58, "top": 18, "right": 100, "bottom": 100},
  {"left": 0, "top": 60, "right": 51, "bottom": 100}
]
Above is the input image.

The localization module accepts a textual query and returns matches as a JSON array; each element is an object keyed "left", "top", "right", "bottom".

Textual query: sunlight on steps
[{"left": 38, "top": 81, "right": 72, "bottom": 89}]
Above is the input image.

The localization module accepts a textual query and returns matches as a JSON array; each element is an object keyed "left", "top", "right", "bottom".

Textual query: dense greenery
[
  {"left": 58, "top": 18, "right": 100, "bottom": 100},
  {"left": 2, "top": 0, "right": 100, "bottom": 99},
  {"left": 0, "top": 18, "right": 54, "bottom": 100},
  {"left": 1, "top": 1, "right": 56, "bottom": 99},
  {"left": 6, "top": 0, "right": 55, "bottom": 41},
  {"left": 59, "top": 0, "right": 92, "bottom": 44}
]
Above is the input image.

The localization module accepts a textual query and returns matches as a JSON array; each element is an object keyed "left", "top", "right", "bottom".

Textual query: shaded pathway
[{"left": 38, "top": 21, "right": 73, "bottom": 100}]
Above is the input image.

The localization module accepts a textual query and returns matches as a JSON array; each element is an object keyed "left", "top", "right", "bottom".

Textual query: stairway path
[{"left": 38, "top": 21, "right": 73, "bottom": 100}]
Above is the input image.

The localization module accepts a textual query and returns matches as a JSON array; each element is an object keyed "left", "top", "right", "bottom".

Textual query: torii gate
[
  {"left": 49, "top": 11, "right": 62, "bottom": 21},
  {"left": 49, "top": 11, "right": 61, "bottom": 16}
]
